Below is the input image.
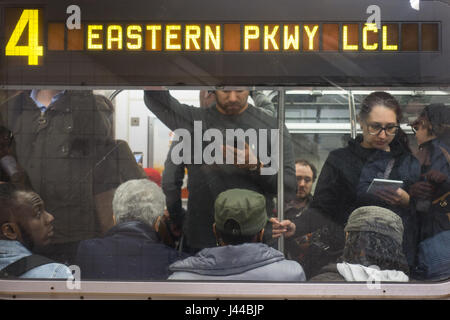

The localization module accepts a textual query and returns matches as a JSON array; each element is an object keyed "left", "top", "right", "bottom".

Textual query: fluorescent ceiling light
[{"left": 410, "top": 0, "right": 420, "bottom": 10}]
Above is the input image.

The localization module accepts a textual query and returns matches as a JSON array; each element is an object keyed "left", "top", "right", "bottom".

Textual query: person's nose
[
  {"left": 44, "top": 211, "right": 54, "bottom": 224},
  {"left": 228, "top": 91, "right": 238, "bottom": 102},
  {"left": 378, "top": 129, "right": 387, "bottom": 138}
]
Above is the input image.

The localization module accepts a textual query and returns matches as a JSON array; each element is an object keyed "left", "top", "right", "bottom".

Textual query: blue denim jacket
[{"left": 0, "top": 240, "right": 72, "bottom": 279}]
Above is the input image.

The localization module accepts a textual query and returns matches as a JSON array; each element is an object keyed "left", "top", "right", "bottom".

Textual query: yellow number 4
[{"left": 5, "top": 9, "right": 43, "bottom": 65}]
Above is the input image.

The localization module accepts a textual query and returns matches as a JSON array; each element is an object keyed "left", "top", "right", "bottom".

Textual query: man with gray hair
[{"left": 75, "top": 179, "right": 188, "bottom": 280}]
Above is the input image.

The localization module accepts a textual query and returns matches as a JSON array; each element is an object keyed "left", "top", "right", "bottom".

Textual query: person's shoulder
[
  {"left": 93, "top": 94, "right": 114, "bottom": 110},
  {"left": 0, "top": 91, "right": 31, "bottom": 111},
  {"left": 64, "top": 90, "right": 95, "bottom": 100},
  {"left": 329, "top": 146, "right": 349, "bottom": 156},
  {"left": 246, "top": 104, "right": 277, "bottom": 121},
  {"left": 77, "top": 237, "right": 109, "bottom": 254},
  {"left": 22, "top": 262, "right": 73, "bottom": 279},
  {"left": 48, "top": 263, "right": 74, "bottom": 279},
  {"left": 323, "top": 146, "right": 352, "bottom": 164},
  {"left": 264, "top": 257, "right": 306, "bottom": 281},
  {"left": 434, "top": 138, "right": 450, "bottom": 152}
]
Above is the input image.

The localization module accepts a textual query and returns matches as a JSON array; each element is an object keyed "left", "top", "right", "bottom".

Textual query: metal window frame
[{"left": 0, "top": 279, "right": 449, "bottom": 299}]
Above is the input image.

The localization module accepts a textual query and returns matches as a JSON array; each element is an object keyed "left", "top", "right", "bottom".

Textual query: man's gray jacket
[{"left": 168, "top": 242, "right": 306, "bottom": 281}]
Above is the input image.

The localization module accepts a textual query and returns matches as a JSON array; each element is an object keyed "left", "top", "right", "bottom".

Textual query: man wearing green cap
[{"left": 168, "top": 189, "right": 305, "bottom": 281}]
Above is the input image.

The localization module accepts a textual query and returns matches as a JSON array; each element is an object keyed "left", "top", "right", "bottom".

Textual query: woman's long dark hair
[{"left": 359, "top": 92, "right": 411, "bottom": 152}]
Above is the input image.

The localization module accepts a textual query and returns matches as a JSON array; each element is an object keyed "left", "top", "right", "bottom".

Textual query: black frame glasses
[{"left": 366, "top": 123, "right": 400, "bottom": 136}]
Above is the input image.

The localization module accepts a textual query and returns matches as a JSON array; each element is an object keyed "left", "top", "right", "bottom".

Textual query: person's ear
[
  {"left": 257, "top": 229, "right": 265, "bottom": 242},
  {"left": 1, "top": 222, "right": 21, "bottom": 241},
  {"left": 153, "top": 215, "right": 161, "bottom": 232},
  {"left": 359, "top": 119, "right": 365, "bottom": 130}
]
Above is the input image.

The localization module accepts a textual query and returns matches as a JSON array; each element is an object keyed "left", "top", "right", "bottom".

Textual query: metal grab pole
[
  {"left": 277, "top": 88, "right": 285, "bottom": 253},
  {"left": 348, "top": 90, "right": 357, "bottom": 139}
]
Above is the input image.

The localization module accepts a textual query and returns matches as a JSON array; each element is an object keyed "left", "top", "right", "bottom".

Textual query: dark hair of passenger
[
  {"left": 339, "top": 231, "right": 410, "bottom": 275},
  {"left": 419, "top": 103, "right": 450, "bottom": 139},
  {"left": 0, "top": 183, "right": 18, "bottom": 226},
  {"left": 295, "top": 159, "right": 317, "bottom": 182},
  {"left": 359, "top": 91, "right": 411, "bottom": 152},
  {"left": 216, "top": 219, "right": 259, "bottom": 245}
]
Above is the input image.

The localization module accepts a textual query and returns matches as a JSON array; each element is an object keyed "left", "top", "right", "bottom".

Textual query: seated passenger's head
[
  {"left": 295, "top": 159, "right": 317, "bottom": 200},
  {"left": 213, "top": 189, "right": 267, "bottom": 246},
  {"left": 358, "top": 91, "right": 402, "bottom": 151},
  {"left": 411, "top": 103, "right": 450, "bottom": 146},
  {"left": 342, "top": 206, "right": 409, "bottom": 274},
  {"left": 112, "top": 179, "right": 165, "bottom": 228},
  {"left": 0, "top": 183, "right": 54, "bottom": 250}
]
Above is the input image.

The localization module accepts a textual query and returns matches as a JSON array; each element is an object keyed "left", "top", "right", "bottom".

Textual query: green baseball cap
[{"left": 214, "top": 189, "right": 268, "bottom": 236}]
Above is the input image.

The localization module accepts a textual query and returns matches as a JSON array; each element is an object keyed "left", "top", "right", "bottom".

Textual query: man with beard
[
  {"left": 284, "top": 159, "right": 317, "bottom": 221},
  {"left": 0, "top": 183, "right": 72, "bottom": 278},
  {"left": 144, "top": 89, "right": 297, "bottom": 253}
]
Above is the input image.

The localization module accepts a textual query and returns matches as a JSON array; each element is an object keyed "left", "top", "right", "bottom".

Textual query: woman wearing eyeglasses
[
  {"left": 285, "top": 92, "right": 421, "bottom": 274},
  {"left": 356, "top": 93, "right": 421, "bottom": 208},
  {"left": 354, "top": 93, "right": 422, "bottom": 269}
]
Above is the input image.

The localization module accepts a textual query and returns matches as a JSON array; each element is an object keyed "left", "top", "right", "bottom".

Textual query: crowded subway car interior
[{"left": 0, "top": 0, "right": 449, "bottom": 299}]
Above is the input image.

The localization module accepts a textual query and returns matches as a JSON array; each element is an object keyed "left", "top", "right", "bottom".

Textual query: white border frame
[{"left": 0, "top": 279, "right": 449, "bottom": 300}]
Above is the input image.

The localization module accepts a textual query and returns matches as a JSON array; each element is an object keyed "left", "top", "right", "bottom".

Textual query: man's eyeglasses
[{"left": 366, "top": 123, "right": 400, "bottom": 136}]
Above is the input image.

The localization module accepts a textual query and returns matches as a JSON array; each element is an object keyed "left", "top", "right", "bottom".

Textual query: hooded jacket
[
  {"left": 76, "top": 221, "right": 188, "bottom": 280},
  {"left": 168, "top": 242, "right": 306, "bottom": 281}
]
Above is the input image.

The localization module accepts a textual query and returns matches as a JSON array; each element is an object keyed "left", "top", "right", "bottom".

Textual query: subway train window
[{"left": 1, "top": 0, "right": 449, "bottom": 300}]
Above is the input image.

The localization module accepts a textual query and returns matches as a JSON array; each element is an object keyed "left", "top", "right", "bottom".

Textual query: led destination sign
[{"left": 4, "top": 9, "right": 440, "bottom": 66}]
